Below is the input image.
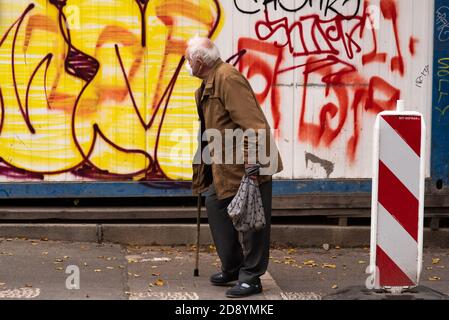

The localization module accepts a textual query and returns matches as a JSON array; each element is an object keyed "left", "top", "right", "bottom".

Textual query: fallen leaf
[
  {"left": 358, "top": 260, "right": 367, "bottom": 264},
  {"left": 42, "top": 252, "right": 48, "bottom": 256},
  {"left": 133, "top": 274, "right": 140, "bottom": 278},
  {"left": 63, "top": 256, "right": 70, "bottom": 259},
  {"left": 303, "top": 260, "right": 317, "bottom": 267},
  {"left": 118, "top": 265, "right": 125, "bottom": 269},
  {"left": 322, "top": 244, "right": 330, "bottom": 251},
  {"left": 322, "top": 263, "right": 337, "bottom": 269},
  {"left": 154, "top": 279, "right": 165, "bottom": 286},
  {"left": 55, "top": 267, "right": 63, "bottom": 271},
  {"left": 0, "top": 283, "right": 5, "bottom": 286},
  {"left": 426, "top": 266, "right": 433, "bottom": 270},
  {"left": 83, "top": 262, "right": 88, "bottom": 267},
  {"left": 335, "top": 246, "right": 341, "bottom": 249},
  {"left": 54, "top": 258, "right": 63, "bottom": 263},
  {"left": 286, "top": 248, "right": 296, "bottom": 254},
  {"left": 332, "top": 284, "right": 339, "bottom": 289},
  {"left": 432, "top": 258, "right": 441, "bottom": 265},
  {"left": 25, "top": 284, "right": 33, "bottom": 288},
  {"left": 40, "top": 237, "right": 48, "bottom": 241},
  {"left": 94, "top": 269, "right": 102, "bottom": 272},
  {"left": 106, "top": 267, "right": 114, "bottom": 270},
  {"left": 429, "top": 276, "right": 441, "bottom": 281}
]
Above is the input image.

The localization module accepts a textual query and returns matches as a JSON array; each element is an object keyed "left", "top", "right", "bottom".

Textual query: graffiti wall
[{"left": 0, "top": 0, "right": 433, "bottom": 183}]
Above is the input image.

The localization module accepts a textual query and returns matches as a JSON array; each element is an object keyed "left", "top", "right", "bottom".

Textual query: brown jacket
[{"left": 192, "top": 59, "right": 283, "bottom": 200}]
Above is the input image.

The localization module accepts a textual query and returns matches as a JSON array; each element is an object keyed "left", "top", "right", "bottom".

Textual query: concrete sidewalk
[{"left": 1, "top": 237, "right": 448, "bottom": 300}]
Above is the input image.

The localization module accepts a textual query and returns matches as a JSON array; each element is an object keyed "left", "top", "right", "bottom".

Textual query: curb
[
  {"left": 1, "top": 224, "right": 449, "bottom": 247},
  {"left": 0, "top": 224, "right": 98, "bottom": 242}
]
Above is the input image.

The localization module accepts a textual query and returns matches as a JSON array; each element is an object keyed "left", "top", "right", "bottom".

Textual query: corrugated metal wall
[
  {"left": 217, "top": 0, "right": 434, "bottom": 180},
  {"left": 0, "top": 1, "right": 436, "bottom": 191}
]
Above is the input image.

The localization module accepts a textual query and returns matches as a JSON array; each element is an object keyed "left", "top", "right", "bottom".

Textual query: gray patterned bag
[{"left": 226, "top": 169, "right": 266, "bottom": 232}]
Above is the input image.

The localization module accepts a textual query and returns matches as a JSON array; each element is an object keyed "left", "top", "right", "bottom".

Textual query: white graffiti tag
[{"left": 436, "top": 6, "right": 449, "bottom": 42}]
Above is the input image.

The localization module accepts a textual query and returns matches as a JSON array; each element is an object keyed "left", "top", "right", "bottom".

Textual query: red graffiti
[
  {"left": 298, "top": 56, "right": 400, "bottom": 162},
  {"left": 255, "top": 8, "right": 365, "bottom": 60},
  {"left": 236, "top": 38, "right": 284, "bottom": 135},
  {"left": 235, "top": 0, "right": 413, "bottom": 163},
  {"left": 409, "top": 37, "right": 418, "bottom": 56},
  {"left": 379, "top": 0, "right": 404, "bottom": 75}
]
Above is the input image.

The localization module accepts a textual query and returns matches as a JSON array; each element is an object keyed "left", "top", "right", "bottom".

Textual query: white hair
[{"left": 187, "top": 36, "right": 221, "bottom": 67}]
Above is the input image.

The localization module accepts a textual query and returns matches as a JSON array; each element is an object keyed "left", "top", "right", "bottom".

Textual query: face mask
[{"left": 186, "top": 61, "right": 194, "bottom": 77}]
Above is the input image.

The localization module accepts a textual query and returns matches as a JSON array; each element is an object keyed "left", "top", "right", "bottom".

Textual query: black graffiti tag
[{"left": 233, "top": 0, "right": 362, "bottom": 18}]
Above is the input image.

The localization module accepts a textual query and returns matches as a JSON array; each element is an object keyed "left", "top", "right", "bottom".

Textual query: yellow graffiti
[{"left": 0, "top": 0, "right": 222, "bottom": 181}]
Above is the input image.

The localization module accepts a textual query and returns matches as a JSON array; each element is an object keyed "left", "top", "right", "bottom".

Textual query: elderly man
[{"left": 185, "top": 37, "right": 283, "bottom": 298}]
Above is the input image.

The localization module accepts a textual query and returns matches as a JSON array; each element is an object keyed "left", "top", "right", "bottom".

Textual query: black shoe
[
  {"left": 225, "top": 281, "right": 263, "bottom": 298},
  {"left": 210, "top": 272, "right": 239, "bottom": 286}
]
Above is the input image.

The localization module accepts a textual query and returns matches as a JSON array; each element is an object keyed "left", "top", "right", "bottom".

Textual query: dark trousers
[{"left": 205, "top": 179, "right": 272, "bottom": 284}]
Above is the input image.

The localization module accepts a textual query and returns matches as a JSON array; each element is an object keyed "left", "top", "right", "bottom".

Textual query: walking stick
[{"left": 194, "top": 193, "right": 201, "bottom": 277}]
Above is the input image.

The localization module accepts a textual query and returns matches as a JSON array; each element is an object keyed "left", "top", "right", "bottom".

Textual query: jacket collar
[
  {"left": 195, "top": 58, "right": 224, "bottom": 106},
  {"left": 204, "top": 58, "right": 223, "bottom": 88}
]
